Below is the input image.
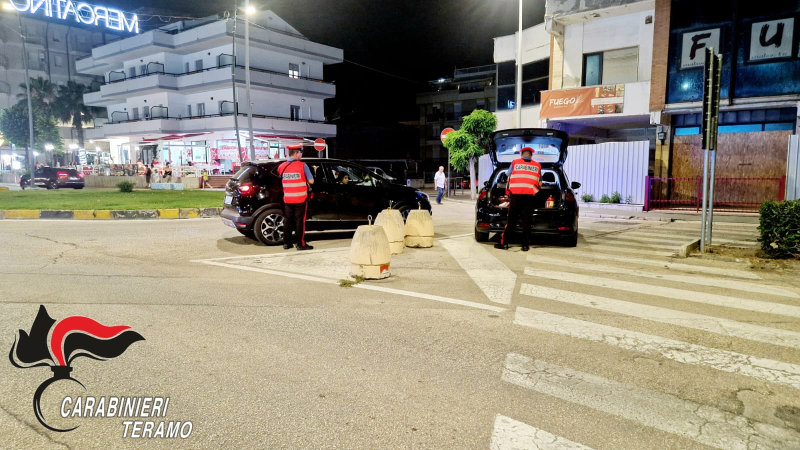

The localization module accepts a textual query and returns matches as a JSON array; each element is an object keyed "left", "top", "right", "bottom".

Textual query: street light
[
  {"left": 44, "top": 144, "right": 54, "bottom": 151},
  {"left": 243, "top": 2, "right": 256, "bottom": 162},
  {"left": 3, "top": 1, "right": 36, "bottom": 174},
  {"left": 515, "top": 0, "right": 523, "bottom": 128}
]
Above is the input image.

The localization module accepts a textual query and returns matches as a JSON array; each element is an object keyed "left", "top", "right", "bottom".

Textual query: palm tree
[
  {"left": 53, "top": 81, "right": 100, "bottom": 148},
  {"left": 17, "top": 76, "right": 56, "bottom": 114}
]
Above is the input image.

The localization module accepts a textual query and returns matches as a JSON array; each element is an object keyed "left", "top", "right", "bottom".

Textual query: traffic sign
[
  {"left": 440, "top": 128, "right": 455, "bottom": 143},
  {"left": 701, "top": 47, "right": 722, "bottom": 151},
  {"left": 314, "top": 138, "right": 326, "bottom": 152}
]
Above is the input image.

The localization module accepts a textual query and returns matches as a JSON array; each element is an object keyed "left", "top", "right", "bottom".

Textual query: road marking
[
  {"left": 620, "top": 231, "right": 757, "bottom": 246},
  {"left": 490, "top": 415, "right": 593, "bottom": 450},
  {"left": 645, "top": 227, "right": 758, "bottom": 238},
  {"left": 525, "top": 268, "right": 796, "bottom": 318},
  {"left": 526, "top": 256, "right": 799, "bottom": 298},
  {"left": 553, "top": 250, "right": 761, "bottom": 279},
  {"left": 599, "top": 234, "right": 756, "bottom": 247},
  {"left": 520, "top": 284, "right": 800, "bottom": 349},
  {"left": 197, "top": 260, "right": 507, "bottom": 312},
  {"left": 573, "top": 245, "right": 676, "bottom": 257},
  {"left": 582, "top": 239, "right": 679, "bottom": 251},
  {"left": 513, "top": 308, "right": 800, "bottom": 390},
  {"left": 441, "top": 236, "right": 515, "bottom": 304},
  {"left": 192, "top": 247, "right": 350, "bottom": 262},
  {"left": 502, "top": 353, "right": 800, "bottom": 450}
]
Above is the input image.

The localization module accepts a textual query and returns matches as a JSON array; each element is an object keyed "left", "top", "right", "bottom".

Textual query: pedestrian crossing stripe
[
  {"left": 553, "top": 250, "right": 761, "bottom": 279},
  {"left": 618, "top": 231, "right": 757, "bottom": 246},
  {"left": 502, "top": 353, "right": 800, "bottom": 449},
  {"left": 597, "top": 233, "right": 756, "bottom": 247},
  {"left": 582, "top": 238, "right": 679, "bottom": 251},
  {"left": 642, "top": 227, "right": 759, "bottom": 238},
  {"left": 490, "top": 415, "right": 594, "bottom": 450},
  {"left": 570, "top": 245, "right": 677, "bottom": 257},
  {"left": 524, "top": 268, "right": 794, "bottom": 317},
  {"left": 513, "top": 308, "right": 800, "bottom": 390},
  {"left": 526, "top": 256, "right": 798, "bottom": 298},
  {"left": 520, "top": 284, "right": 800, "bottom": 348}
]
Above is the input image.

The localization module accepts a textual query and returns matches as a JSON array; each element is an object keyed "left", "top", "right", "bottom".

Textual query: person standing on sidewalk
[
  {"left": 278, "top": 145, "right": 315, "bottom": 251},
  {"left": 496, "top": 147, "right": 541, "bottom": 252},
  {"left": 434, "top": 166, "right": 447, "bottom": 204}
]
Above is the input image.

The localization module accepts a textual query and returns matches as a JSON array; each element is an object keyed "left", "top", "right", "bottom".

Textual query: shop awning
[{"left": 141, "top": 132, "right": 213, "bottom": 142}]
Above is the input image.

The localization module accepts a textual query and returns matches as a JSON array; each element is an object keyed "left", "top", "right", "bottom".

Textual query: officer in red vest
[
  {"left": 278, "top": 145, "right": 315, "bottom": 250},
  {"left": 495, "top": 147, "right": 541, "bottom": 252}
]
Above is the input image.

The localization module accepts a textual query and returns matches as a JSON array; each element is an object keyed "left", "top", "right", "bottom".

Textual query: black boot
[
  {"left": 297, "top": 244, "right": 314, "bottom": 251},
  {"left": 521, "top": 245, "right": 529, "bottom": 252},
  {"left": 283, "top": 241, "right": 293, "bottom": 250},
  {"left": 494, "top": 242, "right": 508, "bottom": 250}
]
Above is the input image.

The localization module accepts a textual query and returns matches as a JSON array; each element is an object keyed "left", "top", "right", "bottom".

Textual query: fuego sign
[{"left": 8, "top": 0, "right": 139, "bottom": 33}]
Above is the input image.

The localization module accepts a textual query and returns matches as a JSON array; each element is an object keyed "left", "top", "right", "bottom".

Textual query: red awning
[{"left": 142, "top": 132, "right": 212, "bottom": 142}]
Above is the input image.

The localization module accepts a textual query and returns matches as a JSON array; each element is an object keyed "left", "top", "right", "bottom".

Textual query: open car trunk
[{"left": 489, "top": 167, "right": 564, "bottom": 210}]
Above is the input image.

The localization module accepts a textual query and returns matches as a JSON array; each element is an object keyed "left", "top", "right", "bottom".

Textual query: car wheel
[
  {"left": 238, "top": 229, "right": 257, "bottom": 240},
  {"left": 398, "top": 207, "right": 411, "bottom": 222},
  {"left": 475, "top": 228, "right": 489, "bottom": 242},
  {"left": 50, "top": 181, "right": 59, "bottom": 190},
  {"left": 255, "top": 209, "right": 285, "bottom": 246},
  {"left": 562, "top": 230, "right": 578, "bottom": 247}
]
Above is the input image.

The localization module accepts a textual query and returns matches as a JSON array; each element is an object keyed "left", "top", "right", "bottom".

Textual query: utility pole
[
  {"left": 244, "top": 1, "right": 256, "bottom": 161},
  {"left": 230, "top": 7, "right": 242, "bottom": 159},
  {"left": 515, "top": 0, "right": 523, "bottom": 128},
  {"left": 700, "top": 47, "right": 722, "bottom": 253}
]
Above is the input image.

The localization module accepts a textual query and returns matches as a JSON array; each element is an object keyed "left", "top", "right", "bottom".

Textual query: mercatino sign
[{"left": 8, "top": 0, "right": 139, "bottom": 33}]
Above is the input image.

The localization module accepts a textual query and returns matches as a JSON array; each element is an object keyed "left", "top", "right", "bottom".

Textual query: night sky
[{"left": 110, "top": 0, "right": 547, "bottom": 121}]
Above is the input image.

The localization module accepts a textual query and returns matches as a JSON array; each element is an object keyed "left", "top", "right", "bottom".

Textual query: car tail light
[
  {"left": 558, "top": 226, "right": 572, "bottom": 231},
  {"left": 57, "top": 172, "right": 68, "bottom": 177},
  {"left": 478, "top": 190, "right": 486, "bottom": 200},
  {"left": 77, "top": 173, "right": 84, "bottom": 178},
  {"left": 565, "top": 191, "right": 575, "bottom": 202},
  {"left": 478, "top": 223, "right": 490, "bottom": 228},
  {"left": 238, "top": 183, "right": 256, "bottom": 196}
]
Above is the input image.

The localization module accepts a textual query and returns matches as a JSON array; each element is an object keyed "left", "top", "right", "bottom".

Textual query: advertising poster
[{"left": 540, "top": 84, "right": 625, "bottom": 119}]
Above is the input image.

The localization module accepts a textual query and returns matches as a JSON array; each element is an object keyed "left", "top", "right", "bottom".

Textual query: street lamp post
[
  {"left": 230, "top": 6, "right": 243, "bottom": 159},
  {"left": 244, "top": 3, "right": 256, "bottom": 162},
  {"left": 3, "top": 3, "right": 36, "bottom": 174},
  {"left": 515, "top": 0, "right": 523, "bottom": 128}
]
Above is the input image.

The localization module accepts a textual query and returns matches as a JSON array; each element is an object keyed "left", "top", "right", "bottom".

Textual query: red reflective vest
[
  {"left": 507, "top": 158, "right": 541, "bottom": 196},
  {"left": 279, "top": 161, "right": 308, "bottom": 204}
]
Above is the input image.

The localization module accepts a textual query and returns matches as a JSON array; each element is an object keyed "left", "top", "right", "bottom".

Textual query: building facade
[
  {"left": 0, "top": 8, "right": 122, "bottom": 169},
  {"left": 78, "top": 12, "right": 341, "bottom": 170},
  {"left": 650, "top": 0, "right": 799, "bottom": 194},
  {"left": 493, "top": 22, "right": 551, "bottom": 129},
  {"left": 415, "top": 65, "right": 496, "bottom": 173}
]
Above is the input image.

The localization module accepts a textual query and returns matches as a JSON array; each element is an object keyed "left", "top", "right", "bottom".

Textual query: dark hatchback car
[
  {"left": 33, "top": 167, "right": 85, "bottom": 189},
  {"left": 221, "top": 158, "right": 432, "bottom": 245},
  {"left": 475, "top": 128, "right": 580, "bottom": 246}
]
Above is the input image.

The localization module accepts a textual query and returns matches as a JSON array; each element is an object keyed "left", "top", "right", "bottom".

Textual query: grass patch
[
  {"left": 0, "top": 189, "right": 225, "bottom": 210},
  {"left": 338, "top": 275, "right": 365, "bottom": 287}
]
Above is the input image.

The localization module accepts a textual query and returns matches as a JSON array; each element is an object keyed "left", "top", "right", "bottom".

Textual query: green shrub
[
  {"left": 117, "top": 181, "right": 135, "bottom": 193},
  {"left": 625, "top": 195, "right": 634, "bottom": 204},
  {"left": 758, "top": 200, "right": 799, "bottom": 259},
  {"left": 599, "top": 194, "right": 612, "bottom": 203},
  {"left": 610, "top": 191, "right": 622, "bottom": 204},
  {"left": 580, "top": 193, "right": 595, "bottom": 203}
]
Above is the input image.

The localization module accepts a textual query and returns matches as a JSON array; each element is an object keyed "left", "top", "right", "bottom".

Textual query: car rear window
[
  {"left": 231, "top": 166, "right": 258, "bottom": 183},
  {"left": 494, "top": 135, "right": 563, "bottom": 164}
]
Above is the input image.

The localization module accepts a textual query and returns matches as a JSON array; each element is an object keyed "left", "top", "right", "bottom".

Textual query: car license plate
[
  {"left": 224, "top": 195, "right": 233, "bottom": 205},
  {"left": 70, "top": 177, "right": 79, "bottom": 180},
  {"left": 221, "top": 217, "right": 236, "bottom": 228}
]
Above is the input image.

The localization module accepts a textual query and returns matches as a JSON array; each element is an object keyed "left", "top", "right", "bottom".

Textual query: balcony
[
  {"left": 86, "top": 112, "right": 335, "bottom": 141},
  {"left": 83, "top": 64, "right": 335, "bottom": 107},
  {"left": 76, "top": 19, "right": 343, "bottom": 76}
]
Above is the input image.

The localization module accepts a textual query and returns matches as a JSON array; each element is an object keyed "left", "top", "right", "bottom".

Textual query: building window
[
  {"left": 129, "top": 67, "right": 136, "bottom": 78},
  {"left": 197, "top": 103, "right": 205, "bottom": 116},
  {"left": 185, "top": 62, "right": 190, "bottom": 73},
  {"left": 673, "top": 107, "right": 797, "bottom": 136},
  {"left": 140, "top": 64, "right": 147, "bottom": 75},
  {"left": 132, "top": 107, "right": 139, "bottom": 120},
  {"left": 583, "top": 47, "right": 639, "bottom": 86},
  {"left": 195, "top": 60, "right": 203, "bottom": 71},
  {"left": 54, "top": 55, "right": 64, "bottom": 67},
  {"left": 290, "top": 105, "right": 300, "bottom": 121},
  {"left": 289, "top": 63, "right": 300, "bottom": 79},
  {"left": 187, "top": 104, "right": 192, "bottom": 117},
  {"left": 0, "top": 82, "right": 10, "bottom": 94}
]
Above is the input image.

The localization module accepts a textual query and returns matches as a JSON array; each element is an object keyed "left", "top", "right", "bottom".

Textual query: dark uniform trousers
[
  {"left": 501, "top": 193, "right": 536, "bottom": 245},
  {"left": 284, "top": 200, "right": 309, "bottom": 247}
]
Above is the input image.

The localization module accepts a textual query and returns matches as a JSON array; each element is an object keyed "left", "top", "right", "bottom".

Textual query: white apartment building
[
  {"left": 78, "top": 12, "right": 342, "bottom": 169},
  {"left": 492, "top": 23, "right": 551, "bottom": 129}
]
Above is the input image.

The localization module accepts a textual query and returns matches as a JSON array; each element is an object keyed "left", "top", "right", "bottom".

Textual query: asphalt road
[{"left": 1, "top": 203, "right": 799, "bottom": 449}]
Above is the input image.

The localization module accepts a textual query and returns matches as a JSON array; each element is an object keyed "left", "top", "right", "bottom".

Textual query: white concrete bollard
[
  {"left": 374, "top": 208, "right": 405, "bottom": 254},
  {"left": 404, "top": 207, "right": 434, "bottom": 248},
  {"left": 350, "top": 216, "right": 391, "bottom": 279}
]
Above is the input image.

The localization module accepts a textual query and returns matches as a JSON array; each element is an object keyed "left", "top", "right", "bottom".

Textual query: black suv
[
  {"left": 475, "top": 128, "right": 580, "bottom": 246},
  {"left": 221, "top": 158, "right": 432, "bottom": 245},
  {"left": 33, "top": 167, "right": 85, "bottom": 189}
]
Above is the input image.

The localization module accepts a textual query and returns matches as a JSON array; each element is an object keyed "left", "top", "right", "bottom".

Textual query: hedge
[{"left": 758, "top": 200, "right": 800, "bottom": 258}]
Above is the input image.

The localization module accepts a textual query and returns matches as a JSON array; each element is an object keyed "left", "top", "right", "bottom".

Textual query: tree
[
  {"left": 17, "top": 76, "right": 57, "bottom": 115},
  {"left": 53, "top": 81, "right": 99, "bottom": 148},
  {"left": 443, "top": 109, "right": 497, "bottom": 199},
  {"left": 0, "top": 103, "right": 63, "bottom": 163}
]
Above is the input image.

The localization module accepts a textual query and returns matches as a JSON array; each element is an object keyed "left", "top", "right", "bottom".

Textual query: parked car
[
  {"left": 33, "top": 167, "right": 85, "bottom": 189},
  {"left": 221, "top": 158, "right": 432, "bottom": 245},
  {"left": 366, "top": 166, "right": 400, "bottom": 183},
  {"left": 474, "top": 128, "right": 580, "bottom": 246}
]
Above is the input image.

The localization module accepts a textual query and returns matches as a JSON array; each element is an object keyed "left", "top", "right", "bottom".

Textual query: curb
[
  {"left": 678, "top": 239, "right": 701, "bottom": 258},
  {"left": 582, "top": 212, "right": 673, "bottom": 222},
  {"left": 0, "top": 208, "right": 222, "bottom": 220}
]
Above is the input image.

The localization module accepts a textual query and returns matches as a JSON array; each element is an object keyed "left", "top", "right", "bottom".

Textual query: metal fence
[
  {"left": 645, "top": 176, "right": 786, "bottom": 212},
  {"left": 563, "top": 141, "right": 649, "bottom": 204}
]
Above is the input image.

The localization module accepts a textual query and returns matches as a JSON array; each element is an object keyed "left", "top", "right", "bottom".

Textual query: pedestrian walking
[
  {"left": 434, "top": 166, "right": 446, "bottom": 204},
  {"left": 495, "top": 147, "right": 541, "bottom": 252},
  {"left": 144, "top": 165, "right": 152, "bottom": 188},
  {"left": 201, "top": 169, "right": 211, "bottom": 189},
  {"left": 278, "top": 145, "right": 315, "bottom": 251}
]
